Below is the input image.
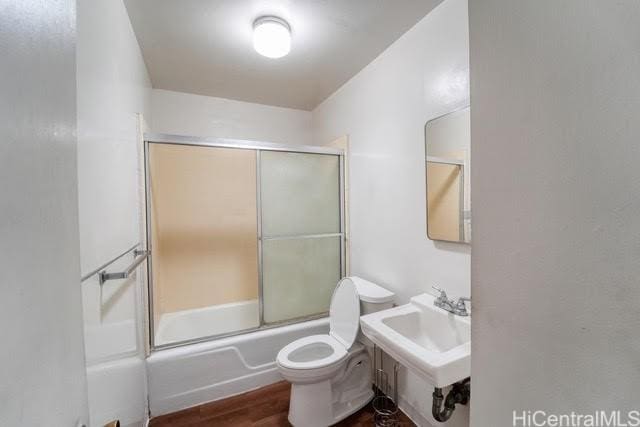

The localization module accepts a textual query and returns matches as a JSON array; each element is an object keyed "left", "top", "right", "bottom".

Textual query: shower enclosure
[{"left": 144, "top": 134, "right": 345, "bottom": 349}]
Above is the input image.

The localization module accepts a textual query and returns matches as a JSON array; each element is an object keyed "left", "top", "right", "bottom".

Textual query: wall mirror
[{"left": 425, "top": 106, "right": 470, "bottom": 243}]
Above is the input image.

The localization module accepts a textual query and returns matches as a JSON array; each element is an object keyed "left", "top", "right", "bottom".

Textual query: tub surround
[{"left": 155, "top": 300, "right": 260, "bottom": 346}]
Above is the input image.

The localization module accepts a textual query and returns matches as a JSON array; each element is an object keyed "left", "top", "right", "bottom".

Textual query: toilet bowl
[{"left": 276, "top": 276, "right": 395, "bottom": 426}]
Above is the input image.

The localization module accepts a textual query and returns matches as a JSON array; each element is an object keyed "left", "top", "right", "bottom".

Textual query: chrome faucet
[{"left": 431, "top": 286, "right": 470, "bottom": 317}]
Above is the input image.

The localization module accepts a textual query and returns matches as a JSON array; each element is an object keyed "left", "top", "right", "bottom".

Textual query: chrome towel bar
[
  {"left": 81, "top": 243, "right": 140, "bottom": 282},
  {"left": 99, "top": 249, "right": 149, "bottom": 285}
]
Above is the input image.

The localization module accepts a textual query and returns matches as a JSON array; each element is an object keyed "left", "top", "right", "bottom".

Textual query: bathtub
[
  {"left": 147, "top": 317, "right": 330, "bottom": 416},
  {"left": 155, "top": 299, "right": 260, "bottom": 346}
]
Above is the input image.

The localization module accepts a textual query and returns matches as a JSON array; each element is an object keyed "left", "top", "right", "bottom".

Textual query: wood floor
[{"left": 149, "top": 381, "right": 415, "bottom": 427}]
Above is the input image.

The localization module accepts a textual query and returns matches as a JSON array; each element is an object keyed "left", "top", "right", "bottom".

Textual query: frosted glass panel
[
  {"left": 263, "top": 236, "right": 341, "bottom": 323},
  {"left": 261, "top": 151, "right": 340, "bottom": 236}
]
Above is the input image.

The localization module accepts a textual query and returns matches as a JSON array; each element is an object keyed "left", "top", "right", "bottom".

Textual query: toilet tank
[
  {"left": 343, "top": 276, "right": 395, "bottom": 347},
  {"left": 348, "top": 276, "right": 395, "bottom": 314}
]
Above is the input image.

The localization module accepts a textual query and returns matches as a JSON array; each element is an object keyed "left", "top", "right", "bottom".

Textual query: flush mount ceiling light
[{"left": 253, "top": 16, "right": 291, "bottom": 59}]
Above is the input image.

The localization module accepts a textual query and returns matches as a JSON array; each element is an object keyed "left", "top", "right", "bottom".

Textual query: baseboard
[{"left": 398, "top": 396, "right": 435, "bottom": 427}]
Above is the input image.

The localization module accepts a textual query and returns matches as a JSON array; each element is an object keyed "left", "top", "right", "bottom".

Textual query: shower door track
[{"left": 143, "top": 133, "right": 346, "bottom": 351}]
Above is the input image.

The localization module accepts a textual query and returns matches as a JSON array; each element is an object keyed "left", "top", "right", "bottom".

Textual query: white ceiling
[{"left": 124, "top": 0, "right": 442, "bottom": 110}]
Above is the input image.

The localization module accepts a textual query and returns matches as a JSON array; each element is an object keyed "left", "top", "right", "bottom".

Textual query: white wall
[
  {"left": 77, "top": 0, "right": 152, "bottom": 275},
  {"left": 313, "top": 0, "right": 470, "bottom": 425},
  {"left": 76, "top": 0, "right": 152, "bottom": 425},
  {"left": 469, "top": 1, "right": 640, "bottom": 425},
  {"left": 151, "top": 89, "right": 313, "bottom": 145},
  {"left": 0, "top": 1, "right": 89, "bottom": 426}
]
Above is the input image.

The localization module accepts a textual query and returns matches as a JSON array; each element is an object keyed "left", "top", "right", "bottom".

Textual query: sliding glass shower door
[
  {"left": 146, "top": 137, "right": 344, "bottom": 348},
  {"left": 147, "top": 143, "right": 260, "bottom": 346},
  {"left": 260, "top": 151, "right": 342, "bottom": 323}
]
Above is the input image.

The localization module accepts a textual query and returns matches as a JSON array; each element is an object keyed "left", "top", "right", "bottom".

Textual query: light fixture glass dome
[{"left": 253, "top": 16, "right": 291, "bottom": 59}]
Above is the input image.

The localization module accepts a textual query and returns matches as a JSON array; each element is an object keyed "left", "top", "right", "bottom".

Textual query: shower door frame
[{"left": 143, "top": 133, "right": 346, "bottom": 351}]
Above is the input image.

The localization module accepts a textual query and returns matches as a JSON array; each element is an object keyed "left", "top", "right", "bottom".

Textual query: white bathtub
[
  {"left": 155, "top": 300, "right": 260, "bottom": 346},
  {"left": 147, "top": 317, "right": 329, "bottom": 416}
]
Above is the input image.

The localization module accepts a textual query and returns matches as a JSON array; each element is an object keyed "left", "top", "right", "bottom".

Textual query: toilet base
[{"left": 287, "top": 351, "right": 373, "bottom": 427}]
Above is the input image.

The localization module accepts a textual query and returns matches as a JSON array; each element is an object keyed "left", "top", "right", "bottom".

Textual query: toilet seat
[
  {"left": 276, "top": 277, "right": 391, "bottom": 426},
  {"left": 277, "top": 334, "right": 347, "bottom": 370},
  {"left": 277, "top": 278, "right": 361, "bottom": 371}
]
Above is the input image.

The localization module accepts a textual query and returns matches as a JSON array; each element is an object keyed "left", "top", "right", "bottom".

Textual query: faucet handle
[
  {"left": 455, "top": 297, "right": 471, "bottom": 313},
  {"left": 432, "top": 285, "right": 447, "bottom": 299}
]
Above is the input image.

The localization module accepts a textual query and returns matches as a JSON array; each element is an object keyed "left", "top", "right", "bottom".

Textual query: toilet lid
[{"left": 329, "top": 278, "right": 361, "bottom": 349}]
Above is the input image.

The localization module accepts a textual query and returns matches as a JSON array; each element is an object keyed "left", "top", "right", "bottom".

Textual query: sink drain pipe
[{"left": 432, "top": 378, "right": 470, "bottom": 422}]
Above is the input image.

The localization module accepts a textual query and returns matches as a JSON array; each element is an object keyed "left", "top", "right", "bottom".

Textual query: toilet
[{"left": 276, "top": 276, "right": 395, "bottom": 426}]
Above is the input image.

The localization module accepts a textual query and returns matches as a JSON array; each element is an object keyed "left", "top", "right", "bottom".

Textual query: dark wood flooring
[{"left": 149, "top": 381, "right": 415, "bottom": 427}]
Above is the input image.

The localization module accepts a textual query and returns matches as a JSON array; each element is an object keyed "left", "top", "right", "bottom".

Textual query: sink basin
[{"left": 360, "top": 293, "right": 470, "bottom": 387}]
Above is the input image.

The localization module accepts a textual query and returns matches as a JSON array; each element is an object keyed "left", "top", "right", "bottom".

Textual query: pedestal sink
[{"left": 360, "top": 292, "right": 470, "bottom": 387}]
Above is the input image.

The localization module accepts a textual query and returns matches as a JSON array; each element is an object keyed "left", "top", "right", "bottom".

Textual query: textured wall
[
  {"left": 76, "top": 0, "right": 152, "bottom": 424},
  {"left": 77, "top": 0, "right": 152, "bottom": 276},
  {"left": 313, "top": 0, "right": 470, "bottom": 424},
  {"left": 470, "top": 1, "right": 640, "bottom": 425},
  {"left": 0, "top": 1, "right": 88, "bottom": 425},
  {"left": 151, "top": 89, "right": 313, "bottom": 145}
]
